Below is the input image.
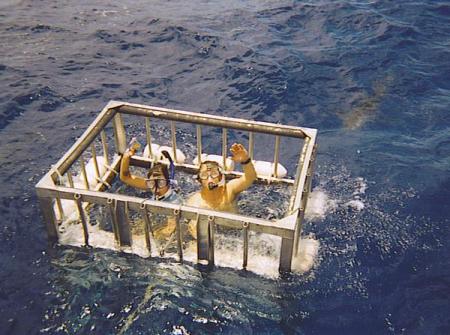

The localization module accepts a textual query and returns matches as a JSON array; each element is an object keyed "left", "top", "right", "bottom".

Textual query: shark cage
[{"left": 36, "top": 101, "right": 317, "bottom": 273}]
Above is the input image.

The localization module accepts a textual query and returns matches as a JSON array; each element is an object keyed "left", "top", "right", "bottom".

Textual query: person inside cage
[
  {"left": 120, "top": 138, "right": 181, "bottom": 238},
  {"left": 186, "top": 143, "right": 257, "bottom": 236}
]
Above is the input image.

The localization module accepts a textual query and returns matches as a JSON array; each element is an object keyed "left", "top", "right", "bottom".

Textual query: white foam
[
  {"left": 305, "top": 188, "right": 337, "bottom": 221},
  {"left": 344, "top": 200, "right": 365, "bottom": 211},
  {"left": 178, "top": 232, "right": 319, "bottom": 278},
  {"left": 352, "top": 177, "right": 367, "bottom": 195},
  {"left": 292, "top": 237, "right": 320, "bottom": 273}
]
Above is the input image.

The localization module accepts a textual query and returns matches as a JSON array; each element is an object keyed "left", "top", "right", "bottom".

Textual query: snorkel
[
  {"left": 207, "top": 173, "right": 225, "bottom": 190},
  {"left": 161, "top": 150, "right": 178, "bottom": 191}
]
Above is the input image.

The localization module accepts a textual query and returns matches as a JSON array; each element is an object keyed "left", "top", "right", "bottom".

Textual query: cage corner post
[{"left": 38, "top": 195, "right": 59, "bottom": 245}]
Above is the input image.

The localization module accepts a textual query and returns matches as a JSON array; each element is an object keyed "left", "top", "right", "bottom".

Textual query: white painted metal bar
[
  {"left": 145, "top": 117, "right": 153, "bottom": 158},
  {"left": 288, "top": 137, "right": 309, "bottom": 213},
  {"left": 243, "top": 222, "right": 249, "bottom": 269},
  {"left": 208, "top": 216, "right": 215, "bottom": 266},
  {"left": 222, "top": 128, "right": 227, "bottom": 169},
  {"left": 130, "top": 156, "right": 294, "bottom": 185},
  {"left": 107, "top": 198, "right": 120, "bottom": 246},
  {"left": 67, "top": 171, "right": 75, "bottom": 188},
  {"left": 38, "top": 197, "right": 58, "bottom": 244},
  {"left": 273, "top": 135, "right": 280, "bottom": 178},
  {"left": 55, "top": 197, "right": 64, "bottom": 221},
  {"left": 38, "top": 183, "right": 296, "bottom": 239},
  {"left": 117, "top": 102, "right": 313, "bottom": 139},
  {"left": 100, "top": 130, "right": 109, "bottom": 166},
  {"left": 248, "top": 132, "right": 254, "bottom": 160},
  {"left": 91, "top": 144, "right": 101, "bottom": 179},
  {"left": 140, "top": 203, "right": 152, "bottom": 255},
  {"left": 112, "top": 112, "right": 127, "bottom": 155},
  {"left": 170, "top": 121, "right": 177, "bottom": 162},
  {"left": 79, "top": 154, "right": 90, "bottom": 190},
  {"left": 74, "top": 193, "right": 89, "bottom": 246},
  {"left": 174, "top": 209, "right": 183, "bottom": 262},
  {"left": 196, "top": 125, "right": 202, "bottom": 166}
]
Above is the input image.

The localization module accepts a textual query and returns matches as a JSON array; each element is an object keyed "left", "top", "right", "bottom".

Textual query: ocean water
[{"left": 1, "top": 0, "right": 450, "bottom": 334}]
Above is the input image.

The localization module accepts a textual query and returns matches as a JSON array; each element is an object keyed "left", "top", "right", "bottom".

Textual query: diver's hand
[
  {"left": 230, "top": 143, "right": 250, "bottom": 163},
  {"left": 127, "top": 137, "right": 140, "bottom": 155}
]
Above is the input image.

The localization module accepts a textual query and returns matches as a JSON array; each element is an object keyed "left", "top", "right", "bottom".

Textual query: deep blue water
[{"left": 1, "top": 0, "right": 450, "bottom": 334}]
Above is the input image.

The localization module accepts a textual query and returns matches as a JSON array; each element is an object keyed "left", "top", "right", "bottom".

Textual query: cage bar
[
  {"left": 100, "top": 130, "right": 109, "bottom": 167},
  {"left": 145, "top": 117, "right": 153, "bottom": 159},
  {"left": 196, "top": 125, "right": 202, "bottom": 165},
  {"left": 171, "top": 121, "right": 177, "bottom": 162}
]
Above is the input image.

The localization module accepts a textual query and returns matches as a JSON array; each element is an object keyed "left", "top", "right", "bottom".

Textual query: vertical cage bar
[
  {"left": 145, "top": 117, "right": 153, "bottom": 159},
  {"left": 112, "top": 112, "right": 127, "bottom": 154},
  {"left": 208, "top": 216, "right": 215, "bottom": 266},
  {"left": 279, "top": 238, "right": 294, "bottom": 273},
  {"left": 91, "top": 144, "right": 101, "bottom": 179},
  {"left": 243, "top": 222, "right": 249, "bottom": 269},
  {"left": 55, "top": 197, "right": 65, "bottom": 221},
  {"left": 196, "top": 125, "right": 202, "bottom": 165},
  {"left": 222, "top": 128, "right": 227, "bottom": 170},
  {"left": 174, "top": 209, "right": 183, "bottom": 262},
  {"left": 100, "top": 130, "right": 109, "bottom": 167},
  {"left": 67, "top": 171, "right": 74, "bottom": 188},
  {"left": 288, "top": 138, "right": 309, "bottom": 212},
  {"left": 38, "top": 197, "right": 59, "bottom": 244},
  {"left": 273, "top": 136, "right": 281, "bottom": 178},
  {"left": 74, "top": 194, "right": 89, "bottom": 246},
  {"left": 140, "top": 204, "right": 152, "bottom": 255},
  {"left": 107, "top": 198, "right": 120, "bottom": 246},
  {"left": 170, "top": 121, "right": 177, "bottom": 162},
  {"left": 248, "top": 132, "right": 254, "bottom": 160},
  {"left": 79, "top": 153, "right": 90, "bottom": 190}
]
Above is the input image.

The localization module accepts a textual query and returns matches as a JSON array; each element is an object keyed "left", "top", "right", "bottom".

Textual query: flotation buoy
[
  {"left": 253, "top": 160, "right": 287, "bottom": 178},
  {"left": 85, "top": 156, "right": 107, "bottom": 187},
  {"left": 192, "top": 154, "right": 235, "bottom": 171},
  {"left": 143, "top": 144, "right": 186, "bottom": 164}
]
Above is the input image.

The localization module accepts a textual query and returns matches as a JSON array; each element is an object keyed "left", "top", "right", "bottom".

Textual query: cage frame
[{"left": 36, "top": 101, "right": 317, "bottom": 273}]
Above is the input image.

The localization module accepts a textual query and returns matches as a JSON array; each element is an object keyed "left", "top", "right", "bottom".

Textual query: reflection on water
[{"left": 342, "top": 75, "right": 394, "bottom": 130}]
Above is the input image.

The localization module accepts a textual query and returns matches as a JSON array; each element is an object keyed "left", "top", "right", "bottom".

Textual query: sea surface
[{"left": 1, "top": 0, "right": 450, "bottom": 334}]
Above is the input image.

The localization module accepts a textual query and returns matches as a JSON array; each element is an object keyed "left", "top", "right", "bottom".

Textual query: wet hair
[
  {"left": 199, "top": 160, "right": 221, "bottom": 170},
  {"left": 147, "top": 163, "right": 169, "bottom": 180}
]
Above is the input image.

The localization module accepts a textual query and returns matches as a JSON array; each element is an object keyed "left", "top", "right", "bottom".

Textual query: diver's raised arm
[
  {"left": 120, "top": 146, "right": 147, "bottom": 190},
  {"left": 227, "top": 143, "right": 257, "bottom": 197}
]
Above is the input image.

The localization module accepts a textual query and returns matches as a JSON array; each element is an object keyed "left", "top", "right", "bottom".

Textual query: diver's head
[
  {"left": 146, "top": 163, "right": 170, "bottom": 197},
  {"left": 198, "top": 161, "right": 225, "bottom": 191}
]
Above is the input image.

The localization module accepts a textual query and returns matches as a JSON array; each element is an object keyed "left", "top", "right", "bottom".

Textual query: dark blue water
[{"left": 1, "top": 0, "right": 450, "bottom": 334}]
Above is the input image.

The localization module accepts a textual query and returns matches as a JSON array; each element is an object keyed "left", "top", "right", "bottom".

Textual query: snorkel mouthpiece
[{"left": 208, "top": 182, "right": 218, "bottom": 190}]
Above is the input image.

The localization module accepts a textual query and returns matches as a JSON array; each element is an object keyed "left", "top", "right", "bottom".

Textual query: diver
[
  {"left": 120, "top": 139, "right": 181, "bottom": 239},
  {"left": 186, "top": 143, "right": 257, "bottom": 213}
]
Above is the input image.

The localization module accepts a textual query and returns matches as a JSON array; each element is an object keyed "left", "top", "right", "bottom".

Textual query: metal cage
[{"left": 36, "top": 101, "right": 317, "bottom": 272}]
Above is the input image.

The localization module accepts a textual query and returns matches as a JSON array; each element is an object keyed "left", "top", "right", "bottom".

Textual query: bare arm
[
  {"left": 227, "top": 143, "right": 257, "bottom": 198},
  {"left": 227, "top": 160, "right": 257, "bottom": 197},
  {"left": 120, "top": 149, "right": 148, "bottom": 190}
]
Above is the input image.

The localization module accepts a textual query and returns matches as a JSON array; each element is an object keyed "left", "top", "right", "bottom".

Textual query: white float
[
  {"left": 143, "top": 144, "right": 186, "bottom": 164},
  {"left": 192, "top": 154, "right": 235, "bottom": 171},
  {"left": 252, "top": 160, "right": 287, "bottom": 178}
]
